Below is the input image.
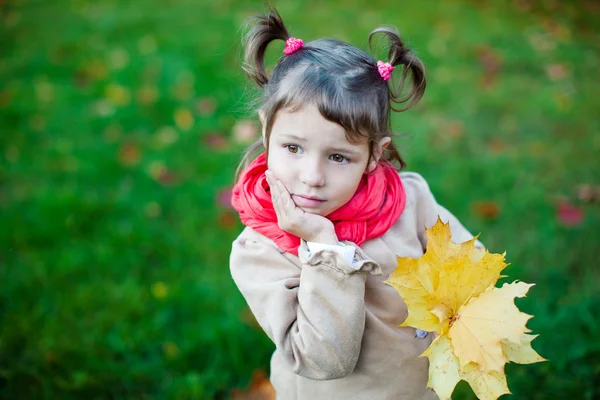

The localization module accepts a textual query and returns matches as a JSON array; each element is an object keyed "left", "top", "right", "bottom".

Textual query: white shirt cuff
[{"left": 306, "top": 241, "right": 356, "bottom": 265}]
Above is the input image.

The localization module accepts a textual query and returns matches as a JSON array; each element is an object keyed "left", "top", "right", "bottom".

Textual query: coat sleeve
[
  {"left": 229, "top": 229, "right": 382, "bottom": 380},
  {"left": 400, "top": 172, "right": 485, "bottom": 250}
]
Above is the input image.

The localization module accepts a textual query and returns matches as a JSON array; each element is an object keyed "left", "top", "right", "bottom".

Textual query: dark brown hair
[{"left": 237, "top": 7, "right": 426, "bottom": 177}]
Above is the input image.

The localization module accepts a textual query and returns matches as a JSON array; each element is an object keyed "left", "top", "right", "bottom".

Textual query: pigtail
[
  {"left": 369, "top": 27, "right": 426, "bottom": 112},
  {"left": 242, "top": 8, "right": 291, "bottom": 87}
]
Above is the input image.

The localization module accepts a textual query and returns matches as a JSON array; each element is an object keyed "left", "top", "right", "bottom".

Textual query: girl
[{"left": 230, "top": 8, "right": 482, "bottom": 399}]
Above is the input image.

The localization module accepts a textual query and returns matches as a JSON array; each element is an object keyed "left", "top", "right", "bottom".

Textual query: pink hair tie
[
  {"left": 284, "top": 37, "right": 304, "bottom": 55},
  {"left": 377, "top": 61, "right": 394, "bottom": 81}
]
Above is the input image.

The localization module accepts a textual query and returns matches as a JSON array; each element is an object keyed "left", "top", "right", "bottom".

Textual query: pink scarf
[{"left": 231, "top": 152, "right": 406, "bottom": 255}]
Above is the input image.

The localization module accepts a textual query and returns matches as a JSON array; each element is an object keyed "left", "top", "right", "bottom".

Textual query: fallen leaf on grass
[
  {"left": 577, "top": 184, "right": 600, "bottom": 203},
  {"left": 545, "top": 63, "right": 567, "bottom": 81},
  {"left": 217, "top": 187, "right": 233, "bottom": 209},
  {"left": 103, "top": 123, "right": 123, "bottom": 143},
  {"left": 35, "top": 79, "right": 54, "bottom": 103},
  {"left": 144, "top": 202, "right": 162, "bottom": 218},
  {"left": 29, "top": 114, "right": 46, "bottom": 131},
  {"left": 476, "top": 45, "right": 502, "bottom": 88},
  {"left": 4, "top": 146, "right": 19, "bottom": 163},
  {"left": 230, "top": 369, "right": 276, "bottom": 400},
  {"left": 105, "top": 83, "right": 131, "bottom": 106},
  {"left": 233, "top": 120, "right": 260, "bottom": 144},
  {"left": 543, "top": 18, "right": 572, "bottom": 42},
  {"left": 218, "top": 211, "right": 237, "bottom": 229},
  {"left": 174, "top": 108, "right": 194, "bottom": 131},
  {"left": 73, "top": 69, "right": 90, "bottom": 88},
  {"left": 155, "top": 126, "right": 179, "bottom": 147},
  {"left": 472, "top": 201, "right": 501, "bottom": 220},
  {"left": 203, "top": 132, "right": 229, "bottom": 150},
  {"left": 556, "top": 200, "right": 584, "bottom": 227},
  {"left": 118, "top": 142, "right": 141, "bottom": 166},
  {"left": 554, "top": 91, "right": 572, "bottom": 111},
  {"left": 138, "top": 35, "right": 157, "bottom": 54},
  {"left": 487, "top": 139, "right": 506, "bottom": 154},
  {"left": 197, "top": 97, "right": 217, "bottom": 116},
  {"left": 109, "top": 48, "right": 130, "bottom": 70},
  {"left": 147, "top": 161, "right": 178, "bottom": 186},
  {"left": 157, "top": 170, "right": 177, "bottom": 186},
  {"left": 163, "top": 342, "right": 179, "bottom": 359},
  {"left": 240, "top": 307, "right": 262, "bottom": 330},
  {"left": 137, "top": 85, "right": 159, "bottom": 105},
  {"left": 526, "top": 32, "right": 556, "bottom": 53},
  {"left": 151, "top": 282, "right": 168, "bottom": 300},
  {"left": 445, "top": 121, "right": 464, "bottom": 139}
]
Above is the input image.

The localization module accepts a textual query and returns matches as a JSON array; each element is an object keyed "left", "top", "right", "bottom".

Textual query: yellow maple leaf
[
  {"left": 387, "top": 218, "right": 508, "bottom": 335},
  {"left": 423, "top": 335, "right": 510, "bottom": 400},
  {"left": 501, "top": 334, "right": 546, "bottom": 364},
  {"left": 449, "top": 281, "right": 534, "bottom": 372},
  {"left": 385, "top": 218, "right": 545, "bottom": 400}
]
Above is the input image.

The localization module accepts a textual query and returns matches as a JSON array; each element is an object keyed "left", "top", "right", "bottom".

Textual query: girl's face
[{"left": 264, "top": 103, "right": 389, "bottom": 217}]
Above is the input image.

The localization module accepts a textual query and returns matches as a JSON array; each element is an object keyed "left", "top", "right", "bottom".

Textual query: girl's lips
[{"left": 292, "top": 195, "right": 325, "bottom": 208}]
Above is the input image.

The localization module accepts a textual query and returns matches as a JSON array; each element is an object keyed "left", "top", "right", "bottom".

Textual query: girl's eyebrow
[
  {"left": 279, "top": 133, "right": 307, "bottom": 142},
  {"left": 278, "top": 133, "right": 360, "bottom": 155},
  {"left": 327, "top": 146, "right": 360, "bottom": 156}
]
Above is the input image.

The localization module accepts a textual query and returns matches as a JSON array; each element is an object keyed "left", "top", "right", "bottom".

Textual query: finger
[
  {"left": 267, "top": 172, "right": 286, "bottom": 201},
  {"left": 266, "top": 171, "right": 283, "bottom": 218},
  {"left": 274, "top": 179, "right": 296, "bottom": 216},
  {"left": 269, "top": 174, "right": 296, "bottom": 222}
]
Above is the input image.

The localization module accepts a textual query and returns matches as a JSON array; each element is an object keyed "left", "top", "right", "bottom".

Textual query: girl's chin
[
  {"left": 298, "top": 205, "right": 340, "bottom": 217},
  {"left": 295, "top": 204, "right": 323, "bottom": 214},
  {"left": 299, "top": 206, "right": 324, "bottom": 215}
]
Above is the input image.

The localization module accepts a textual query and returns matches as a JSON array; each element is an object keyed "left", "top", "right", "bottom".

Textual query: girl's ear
[
  {"left": 366, "top": 136, "right": 392, "bottom": 173},
  {"left": 259, "top": 110, "right": 267, "bottom": 148}
]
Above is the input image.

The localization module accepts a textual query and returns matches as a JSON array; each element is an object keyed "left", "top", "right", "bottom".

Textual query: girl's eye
[
  {"left": 285, "top": 145, "right": 299, "bottom": 154},
  {"left": 330, "top": 154, "right": 348, "bottom": 163}
]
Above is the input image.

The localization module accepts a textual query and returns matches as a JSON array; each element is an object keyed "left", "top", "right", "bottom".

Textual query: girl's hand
[{"left": 266, "top": 170, "right": 338, "bottom": 245}]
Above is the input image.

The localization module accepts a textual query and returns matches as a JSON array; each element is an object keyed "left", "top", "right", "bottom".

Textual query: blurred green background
[{"left": 1, "top": 0, "right": 599, "bottom": 398}]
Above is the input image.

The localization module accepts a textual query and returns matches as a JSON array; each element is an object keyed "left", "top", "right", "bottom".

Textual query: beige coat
[{"left": 230, "top": 172, "right": 482, "bottom": 400}]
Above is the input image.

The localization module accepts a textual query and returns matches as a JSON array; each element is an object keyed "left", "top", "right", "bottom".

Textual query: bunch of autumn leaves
[{"left": 387, "top": 219, "right": 545, "bottom": 400}]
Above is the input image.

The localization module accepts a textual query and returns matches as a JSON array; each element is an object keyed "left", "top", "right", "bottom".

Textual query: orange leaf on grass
[
  {"left": 231, "top": 369, "right": 276, "bottom": 400},
  {"left": 476, "top": 45, "right": 502, "bottom": 88},
  {"left": 487, "top": 139, "right": 506, "bottom": 154},
  {"left": 218, "top": 211, "right": 237, "bottom": 229},
  {"left": 147, "top": 161, "right": 178, "bottom": 186},
  {"left": 203, "top": 132, "right": 229, "bottom": 150},
  {"left": 472, "top": 201, "right": 501, "bottom": 220},
  {"left": 240, "top": 307, "right": 262, "bottom": 331},
  {"left": 137, "top": 85, "right": 159, "bottom": 106},
  {"left": 118, "top": 142, "right": 141, "bottom": 166},
  {"left": 197, "top": 97, "right": 217, "bottom": 116},
  {"left": 157, "top": 170, "right": 177, "bottom": 186},
  {"left": 74, "top": 69, "right": 90, "bottom": 88},
  {"left": 445, "top": 121, "right": 464, "bottom": 139}
]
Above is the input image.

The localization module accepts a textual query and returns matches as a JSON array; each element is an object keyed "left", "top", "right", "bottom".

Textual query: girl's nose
[{"left": 300, "top": 159, "right": 325, "bottom": 187}]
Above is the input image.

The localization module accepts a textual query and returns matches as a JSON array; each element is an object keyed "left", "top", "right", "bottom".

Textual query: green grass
[{"left": 1, "top": 0, "right": 599, "bottom": 398}]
